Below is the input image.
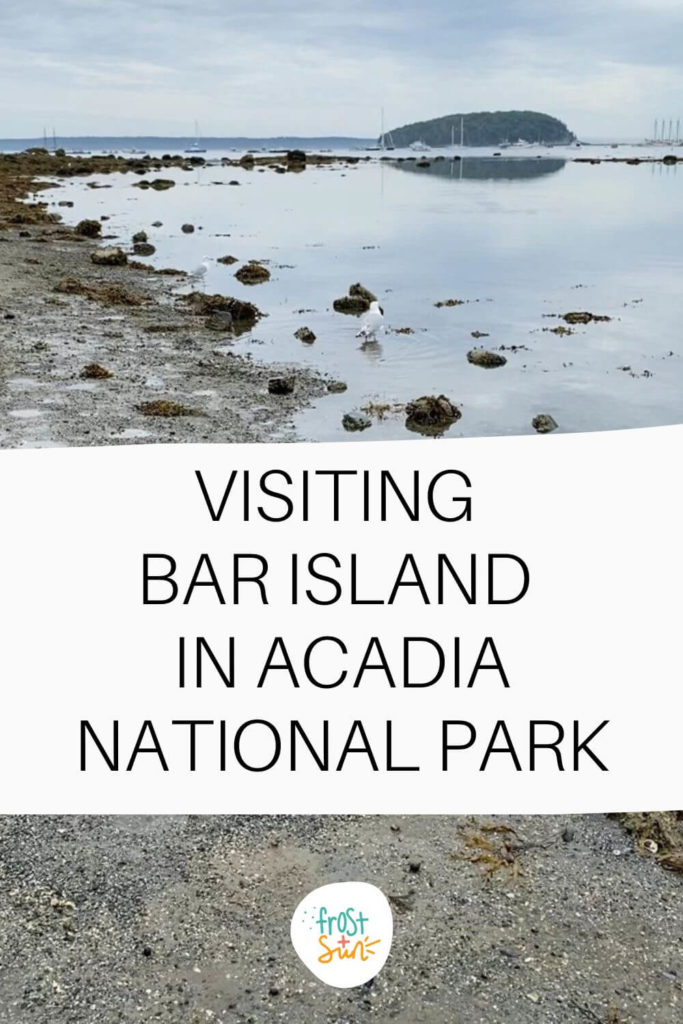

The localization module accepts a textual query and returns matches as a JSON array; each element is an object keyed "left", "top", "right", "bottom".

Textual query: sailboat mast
[{"left": 460, "top": 115, "right": 464, "bottom": 147}]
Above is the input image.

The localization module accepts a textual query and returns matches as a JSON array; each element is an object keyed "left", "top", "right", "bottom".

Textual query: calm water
[{"left": 38, "top": 148, "right": 683, "bottom": 440}]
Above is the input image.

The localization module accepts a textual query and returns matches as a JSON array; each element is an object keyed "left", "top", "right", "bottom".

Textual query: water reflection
[{"left": 390, "top": 156, "right": 566, "bottom": 182}]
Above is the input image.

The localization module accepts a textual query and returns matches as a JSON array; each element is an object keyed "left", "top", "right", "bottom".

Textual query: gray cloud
[{"left": 0, "top": 1, "right": 681, "bottom": 138}]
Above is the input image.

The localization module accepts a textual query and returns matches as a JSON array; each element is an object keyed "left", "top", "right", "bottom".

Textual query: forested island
[{"left": 382, "top": 110, "right": 576, "bottom": 147}]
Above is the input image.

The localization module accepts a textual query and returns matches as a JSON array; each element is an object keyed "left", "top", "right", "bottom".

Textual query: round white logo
[{"left": 290, "top": 881, "right": 394, "bottom": 988}]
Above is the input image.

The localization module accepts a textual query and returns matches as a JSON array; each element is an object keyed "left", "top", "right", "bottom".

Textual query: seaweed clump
[
  {"left": 616, "top": 812, "right": 683, "bottom": 872},
  {"left": 179, "top": 291, "right": 264, "bottom": 330},
  {"left": 138, "top": 400, "right": 197, "bottom": 417},
  {"left": 54, "top": 277, "right": 145, "bottom": 307},
  {"left": 81, "top": 363, "right": 113, "bottom": 379},
  {"left": 562, "top": 311, "right": 612, "bottom": 324},
  {"left": 235, "top": 261, "right": 271, "bottom": 285},
  {"left": 404, "top": 394, "right": 461, "bottom": 436}
]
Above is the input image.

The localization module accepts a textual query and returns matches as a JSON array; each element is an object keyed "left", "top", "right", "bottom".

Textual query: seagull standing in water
[
  {"left": 356, "top": 301, "right": 385, "bottom": 340},
  {"left": 190, "top": 256, "right": 212, "bottom": 290}
]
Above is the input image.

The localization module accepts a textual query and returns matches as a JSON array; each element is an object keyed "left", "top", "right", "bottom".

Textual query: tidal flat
[{"left": 2, "top": 145, "right": 683, "bottom": 446}]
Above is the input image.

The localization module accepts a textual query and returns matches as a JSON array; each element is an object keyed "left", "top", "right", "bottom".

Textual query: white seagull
[
  {"left": 356, "top": 300, "right": 385, "bottom": 340},
  {"left": 190, "top": 256, "right": 212, "bottom": 290}
]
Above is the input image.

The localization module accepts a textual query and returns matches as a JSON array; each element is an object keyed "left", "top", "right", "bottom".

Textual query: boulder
[
  {"left": 132, "top": 230, "right": 148, "bottom": 243},
  {"left": 181, "top": 223, "right": 195, "bottom": 233},
  {"left": 133, "top": 242, "right": 156, "bottom": 256},
  {"left": 294, "top": 326, "right": 316, "bottom": 343}
]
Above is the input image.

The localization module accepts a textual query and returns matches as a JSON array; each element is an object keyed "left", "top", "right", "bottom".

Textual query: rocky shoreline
[{"left": 0, "top": 150, "right": 332, "bottom": 448}]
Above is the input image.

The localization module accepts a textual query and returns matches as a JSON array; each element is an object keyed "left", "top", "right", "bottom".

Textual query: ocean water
[{"left": 36, "top": 146, "right": 683, "bottom": 441}]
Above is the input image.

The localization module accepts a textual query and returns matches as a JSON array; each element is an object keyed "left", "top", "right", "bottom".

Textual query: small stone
[
  {"left": 532, "top": 414, "right": 558, "bottom": 434},
  {"left": 181, "top": 223, "right": 195, "bottom": 233},
  {"left": 408, "top": 861, "right": 421, "bottom": 874},
  {"left": 561, "top": 826, "right": 575, "bottom": 843},
  {"left": 327, "top": 380, "right": 347, "bottom": 393},
  {"left": 294, "top": 326, "right": 316, "bottom": 343}
]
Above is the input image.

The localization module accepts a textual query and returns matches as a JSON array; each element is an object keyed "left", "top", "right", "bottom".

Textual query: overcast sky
[{"left": 1, "top": 0, "right": 681, "bottom": 139}]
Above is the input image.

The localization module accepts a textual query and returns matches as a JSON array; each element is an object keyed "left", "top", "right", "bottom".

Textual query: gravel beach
[{"left": 0, "top": 814, "right": 681, "bottom": 1024}]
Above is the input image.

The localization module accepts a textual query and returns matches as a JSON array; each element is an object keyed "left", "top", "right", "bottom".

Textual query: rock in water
[
  {"left": 562, "top": 311, "right": 611, "bottom": 324},
  {"left": 294, "top": 327, "right": 316, "bottom": 343},
  {"left": 333, "top": 295, "right": 370, "bottom": 315},
  {"left": 75, "top": 219, "right": 101, "bottom": 237},
  {"left": 133, "top": 242, "right": 156, "bottom": 256},
  {"left": 532, "top": 414, "right": 559, "bottom": 434},
  {"left": 349, "top": 282, "right": 377, "bottom": 303},
  {"left": 235, "top": 261, "right": 271, "bottom": 285},
  {"left": 342, "top": 412, "right": 372, "bottom": 432},
  {"left": 467, "top": 349, "right": 507, "bottom": 368},
  {"left": 404, "top": 395, "right": 461, "bottom": 436},
  {"left": 181, "top": 223, "right": 195, "bottom": 234}
]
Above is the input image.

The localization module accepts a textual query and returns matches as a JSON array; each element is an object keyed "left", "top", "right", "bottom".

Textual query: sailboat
[{"left": 185, "top": 121, "right": 207, "bottom": 154}]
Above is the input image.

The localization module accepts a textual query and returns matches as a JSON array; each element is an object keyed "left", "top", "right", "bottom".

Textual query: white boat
[
  {"left": 409, "top": 140, "right": 431, "bottom": 152},
  {"left": 185, "top": 121, "right": 207, "bottom": 154}
]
